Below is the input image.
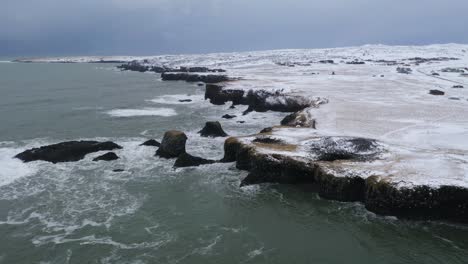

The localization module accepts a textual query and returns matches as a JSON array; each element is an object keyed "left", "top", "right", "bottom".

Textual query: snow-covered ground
[{"left": 18, "top": 44, "right": 468, "bottom": 188}]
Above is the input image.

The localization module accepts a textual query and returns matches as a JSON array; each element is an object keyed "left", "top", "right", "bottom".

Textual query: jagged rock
[
  {"left": 259, "top": 127, "right": 273, "bottom": 133},
  {"left": 15, "top": 141, "right": 122, "bottom": 163},
  {"left": 161, "top": 72, "right": 230, "bottom": 83},
  {"left": 140, "top": 139, "right": 161, "bottom": 147},
  {"left": 174, "top": 153, "right": 216, "bottom": 167},
  {"left": 179, "top": 99, "right": 192, "bottom": 102},
  {"left": 93, "top": 152, "right": 119, "bottom": 161},
  {"left": 204, "top": 84, "right": 245, "bottom": 105},
  {"left": 156, "top": 131, "right": 187, "bottom": 158},
  {"left": 198, "top": 121, "right": 228, "bottom": 137},
  {"left": 222, "top": 114, "right": 236, "bottom": 119},
  {"left": 346, "top": 61, "right": 365, "bottom": 65},
  {"left": 397, "top": 67, "right": 412, "bottom": 74},
  {"left": 243, "top": 90, "right": 313, "bottom": 114},
  {"left": 307, "top": 137, "right": 381, "bottom": 162},
  {"left": 429, "top": 89, "right": 445, "bottom": 95},
  {"left": 280, "top": 110, "right": 316, "bottom": 128},
  {"left": 117, "top": 61, "right": 150, "bottom": 72},
  {"left": 222, "top": 135, "right": 468, "bottom": 223}
]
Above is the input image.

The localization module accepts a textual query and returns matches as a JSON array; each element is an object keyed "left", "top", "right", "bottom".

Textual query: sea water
[{"left": 0, "top": 62, "right": 467, "bottom": 264}]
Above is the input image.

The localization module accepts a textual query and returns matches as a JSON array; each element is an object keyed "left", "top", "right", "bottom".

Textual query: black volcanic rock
[
  {"left": 174, "top": 153, "right": 215, "bottom": 168},
  {"left": 140, "top": 139, "right": 161, "bottom": 147},
  {"left": 15, "top": 141, "right": 122, "bottom": 163},
  {"left": 156, "top": 131, "right": 188, "bottom": 158},
  {"left": 198, "top": 121, "right": 228, "bottom": 137},
  {"left": 93, "top": 152, "right": 119, "bottom": 161}
]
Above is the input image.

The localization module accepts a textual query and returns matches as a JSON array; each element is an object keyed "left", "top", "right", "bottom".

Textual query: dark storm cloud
[{"left": 1, "top": 0, "right": 468, "bottom": 56}]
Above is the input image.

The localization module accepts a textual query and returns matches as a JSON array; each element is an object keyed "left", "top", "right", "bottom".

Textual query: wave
[
  {"left": 0, "top": 146, "right": 38, "bottom": 187},
  {"left": 149, "top": 94, "right": 203, "bottom": 105},
  {"left": 106, "top": 107, "right": 177, "bottom": 117}
]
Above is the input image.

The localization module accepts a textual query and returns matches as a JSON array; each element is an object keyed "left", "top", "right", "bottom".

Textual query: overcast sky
[{"left": 2, "top": 0, "right": 468, "bottom": 56}]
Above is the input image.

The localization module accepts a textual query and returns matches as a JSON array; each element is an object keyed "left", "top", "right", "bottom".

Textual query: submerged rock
[
  {"left": 140, "top": 139, "right": 161, "bottom": 147},
  {"left": 15, "top": 141, "right": 122, "bottom": 163},
  {"left": 174, "top": 153, "right": 216, "bottom": 168},
  {"left": 93, "top": 152, "right": 119, "bottom": 161},
  {"left": 156, "top": 131, "right": 187, "bottom": 158},
  {"left": 222, "top": 114, "right": 237, "bottom": 119},
  {"left": 198, "top": 121, "right": 228, "bottom": 137}
]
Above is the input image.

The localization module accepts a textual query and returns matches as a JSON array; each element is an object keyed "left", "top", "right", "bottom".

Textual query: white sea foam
[
  {"left": 149, "top": 94, "right": 204, "bottom": 105},
  {"left": 106, "top": 107, "right": 177, "bottom": 117},
  {"left": 0, "top": 146, "right": 38, "bottom": 187}
]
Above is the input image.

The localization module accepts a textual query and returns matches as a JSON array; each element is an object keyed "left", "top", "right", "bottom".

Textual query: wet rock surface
[
  {"left": 15, "top": 141, "right": 122, "bottom": 163},
  {"left": 204, "top": 84, "right": 245, "bottom": 105},
  {"left": 156, "top": 131, "right": 188, "bottom": 158},
  {"left": 307, "top": 137, "right": 382, "bottom": 162},
  {"left": 198, "top": 121, "right": 228, "bottom": 137},
  {"left": 140, "top": 139, "right": 161, "bottom": 147},
  {"left": 161, "top": 72, "right": 230, "bottom": 83},
  {"left": 222, "top": 114, "right": 236, "bottom": 119},
  {"left": 174, "top": 153, "right": 216, "bottom": 168},
  {"left": 222, "top": 135, "right": 468, "bottom": 223},
  {"left": 93, "top": 152, "right": 119, "bottom": 161},
  {"left": 280, "top": 109, "right": 316, "bottom": 128}
]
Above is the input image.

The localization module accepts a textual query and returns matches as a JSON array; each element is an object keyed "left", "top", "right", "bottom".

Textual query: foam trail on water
[
  {"left": 0, "top": 146, "right": 38, "bottom": 187},
  {"left": 106, "top": 108, "right": 177, "bottom": 117}
]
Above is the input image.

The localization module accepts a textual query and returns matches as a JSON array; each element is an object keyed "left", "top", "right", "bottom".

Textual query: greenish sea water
[{"left": 0, "top": 62, "right": 467, "bottom": 264}]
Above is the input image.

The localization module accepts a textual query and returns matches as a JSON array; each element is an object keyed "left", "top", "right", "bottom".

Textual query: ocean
[{"left": 0, "top": 61, "right": 467, "bottom": 263}]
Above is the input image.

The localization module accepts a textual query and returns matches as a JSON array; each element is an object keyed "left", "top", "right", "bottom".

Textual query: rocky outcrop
[
  {"left": 155, "top": 131, "right": 187, "bottom": 158},
  {"left": 243, "top": 90, "right": 317, "bottom": 114},
  {"left": 140, "top": 139, "right": 161, "bottom": 147},
  {"left": 221, "top": 135, "right": 468, "bottom": 223},
  {"left": 117, "top": 62, "right": 226, "bottom": 74},
  {"left": 396, "top": 67, "right": 412, "bottom": 74},
  {"left": 15, "top": 141, "right": 122, "bottom": 163},
  {"left": 93, "top": 152, "right": 119, "bottom": 161},
  {"left": 280, "top": 109, "right": 316, "bottom": 128},
  {"left": 198, "top": 122, "right": 228, "bottom": 137},
  {"left": 429, "top": 89, "right": 445, "bottom": 95},
  {"left": 174, "top": 153, "right": 216, "bottom": 168},
  {"left": 161, "top": 72, "right": 230, "bottom": 83},
  {"left": 204, "top": 85, "right": 326, "bottom": 115},
  {"left": 204, "top": 84, "right": 245, "bottom": 105}
]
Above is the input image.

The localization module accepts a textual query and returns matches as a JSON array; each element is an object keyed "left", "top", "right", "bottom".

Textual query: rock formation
[{"left": 15, "top": 141, "right": 122, "bottom": 163}]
